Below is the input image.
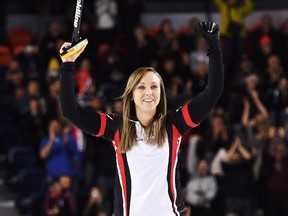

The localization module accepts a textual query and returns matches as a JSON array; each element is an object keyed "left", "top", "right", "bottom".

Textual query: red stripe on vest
[
  {"left": 115, "top": 130, "right": 129, "bottom": 216},
  {"left": 170, "top": 125, "right": 181, "bottom": 215}
]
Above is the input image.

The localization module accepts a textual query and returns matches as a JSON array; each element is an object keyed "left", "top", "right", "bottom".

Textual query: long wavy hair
[{"left": 120, "top": 67, "right": 167, "bottom": 152}]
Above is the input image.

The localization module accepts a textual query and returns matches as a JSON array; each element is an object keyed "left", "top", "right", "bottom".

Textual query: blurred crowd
[{"left": 0, "top": 0, "right": 288, "bottom": 216}]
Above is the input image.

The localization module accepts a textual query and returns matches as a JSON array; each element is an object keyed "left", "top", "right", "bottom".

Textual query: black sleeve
[
  {"left": 187, "top": 46, "right": 224, "bottom": 124},
  {"left": 59, "top": 62, "right": 101, "bottom": 135}
]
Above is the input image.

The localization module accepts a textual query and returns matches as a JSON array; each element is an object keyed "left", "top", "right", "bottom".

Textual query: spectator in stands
[
  {"left": 240, "top": 98, "right": 271, "bottom": 215},
  {"left": 192, "top": 61, "right": 209, "bottom": 95},
  {"left": 212, "top": 131, "right": 256, "bottom": 216},
  {"left": 94, "top": 0, "right": 118, "bottom": 44},
  {"left": 45, "top": 78, "right": 61, "bottom": 120},
  {"left": 178, "top": 17, "right": 201, "bottom": 53},
  {"left": 20, "top": 79, "right": 47, "bottom": 114},
  {"left": 44, "top": 177, "right": 76, "bottom": 216},
  {"left": 214, "top": 0, "right": 253, "bottom": 78},
  {"left": 3, "top": 59, "right": 24, "bottom": 97},
  {"left": 241, "top": 94, "right": 270, "bottom": 152},
  {"left": 189, "top": 37, "right": 209, "bottom": 75},
  {"left": 263, "top": 140, "right": 288, "bottom": 216},
  {"left": 40, "top": 119, "right": 80, "bottom": 181},
  {"left": 249, "top": 14, "right": 282, "bottom": 60},
  {"left": 80, "top": 94, "right": 104, "bottom": 187},
  {"left": 96, "top": 47, "right": 127, "bottom": 105},
  {"left": 40, "top": 21, "right": 65, "bottom": 61},
  {"left": 230, "top": 55, "right": 256, "bottom": 93},
  {"left": 160, "top": 37, "right": 191, "bottom": 82},
  {"left": 46, "top": 57, "right": 60, "bottom": 83},
  {"left": 241, "top": 84, "right": 269, "bottom": 131},
  {"left": 111, "top": 98, "right": 123, "bottom": 114},
  {"left": 156, "top": 18, "right": 177, "bottom": 56},
  {"left": 197, "top": 114, "right": 228, "bottom": 164},
  {"left": 19, "top": 96, "right": 48, "bottom": 166},
  {"left": 262, "top": 54, "right": 286, "bottom": 93},
  {"left": 157, "top": 56, "right": 177, "bottom": 86},
  {"left": 223, "top": 136, "right": 255, "bottom": 216},
  {"left": 82, "top": 133, "right": 116, "bottom": 215},
  {"left": 229, "top": 72, "right": 268, "bottom": 125},
  {"left": 82, "top": 186, "right": 107, "bottom": 216},
  {"left": 252, "top": 34, "right": 275, "bottom": 72},
  {"left": 185, "top": 159, "right": 217, "bottom": 216},
  {"left": 266, "top": 77, "right": 288, "bottom": 127},
  {"left": 128, "top": 24, "right": 157, "bottom": 69},
  {"left": 166, "top": 75, "right": 193, "bottom": 111},
  {"left": 16, "top": 43, "right": 41, "bottom": 81},
  {"left": 80, "top": 94, "right": 116, "bottom": 215},
  {"left": 73, "top": 58, "right": 93, "bottom": 106}
]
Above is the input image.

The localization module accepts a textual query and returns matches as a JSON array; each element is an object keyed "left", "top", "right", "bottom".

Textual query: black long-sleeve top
[
  {"left": 60, "top": 47, "right": 223, "bottom": 135},
  {"left": 59, "top": 46, "right": 224, "bottom": 216}
]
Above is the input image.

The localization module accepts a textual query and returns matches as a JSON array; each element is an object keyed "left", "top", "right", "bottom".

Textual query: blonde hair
[{"left": 120, "top": 67, "right": 167, "bottom": 152}]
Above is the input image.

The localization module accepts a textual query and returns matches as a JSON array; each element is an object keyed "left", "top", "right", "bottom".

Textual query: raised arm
[
  {"left": 237, "top": 137, "right": 252, "bottom": 160},
  {"left": 213, "top": 0, "right": 226, "bottom": 10},
  {"left": 222, "top": 137, "right": 239, "bottom": 163},
  {"left": 241, "top": 0, "right": 254, "bottom": 15},
  {"left": 250, "top": 90, "right": 269, "bottom": 119},
  {"left": 187, "top": 22, "right": 224, "bottom": 124},
  {"left": 241, "top": 98, "right": 250, "bottom": 127},
  {"left": 59, "top": 42, "right": 102, "bottom": 135}
]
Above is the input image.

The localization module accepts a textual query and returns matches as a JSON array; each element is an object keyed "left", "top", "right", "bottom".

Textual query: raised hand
[
  {"left": 199, "top": 21, "right": 220, "bottom": 48},
  {"left": 59, "top": 42, "right": 87, "bottom": 63}
]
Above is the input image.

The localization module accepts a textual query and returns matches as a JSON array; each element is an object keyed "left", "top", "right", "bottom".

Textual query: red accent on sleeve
[
  {"left": 95, "top": 113, "right": 107, "bottom": 136},
  {"left": 182, "top": 104, "right": 199, "bottom": 128}
]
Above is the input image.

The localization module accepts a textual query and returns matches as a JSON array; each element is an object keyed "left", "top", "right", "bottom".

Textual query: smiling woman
[
  {"left": 59, "top": 21, "right": 224, "bottom": 216},
  {"left": 121, "top": 67, "right": 166, "bottom": 152}
]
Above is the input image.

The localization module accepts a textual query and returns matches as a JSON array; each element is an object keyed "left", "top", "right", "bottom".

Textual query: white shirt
[{"left": 126, "top": 122, "right": 175, "bottom": 216}]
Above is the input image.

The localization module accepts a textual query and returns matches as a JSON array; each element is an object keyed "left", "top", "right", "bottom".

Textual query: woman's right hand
[{"left": 59, "top": 42, "right": 87, "bottom": 63}]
